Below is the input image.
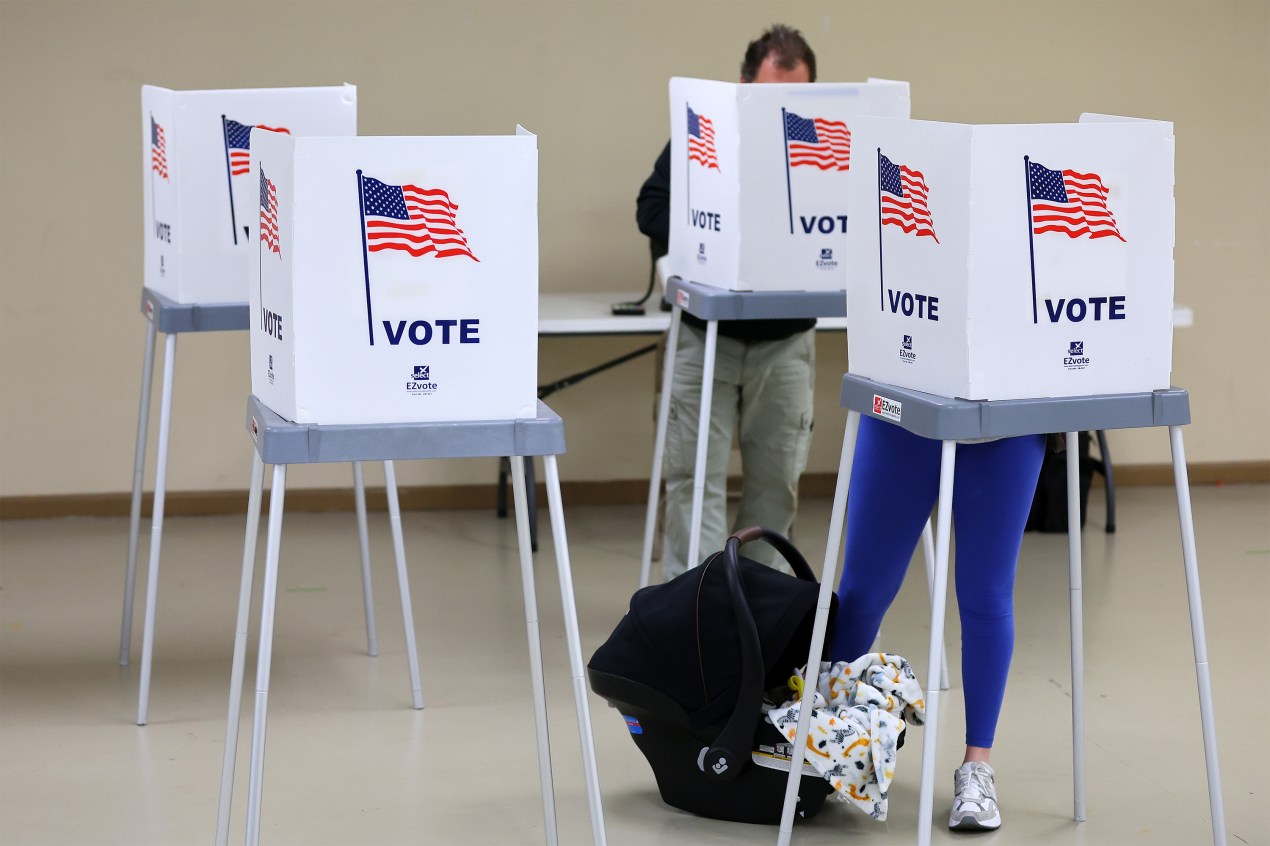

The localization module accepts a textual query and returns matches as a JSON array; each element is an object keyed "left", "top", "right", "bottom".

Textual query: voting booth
[
  {"left": 845, "top": 113, "right": 1175, "bottom": 400},
  {"left": 141, "top": 84, "right": 357, "bottom": 304},
  {"left": 248, "top": 129, "right": 539, "bottom": 425},
  {"left": 666, "top": 77, "right": 910, "bottom": 292}
]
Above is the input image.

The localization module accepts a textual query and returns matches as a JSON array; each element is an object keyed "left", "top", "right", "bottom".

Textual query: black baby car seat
[{"left": 587, "top": 527, "right": 837, "bottom": 824}]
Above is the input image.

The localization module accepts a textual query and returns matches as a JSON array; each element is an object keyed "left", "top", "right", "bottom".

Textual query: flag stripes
[
  {"left": 879, "top": 154, "right": 938, "bottom": 242},
  {"left": 1028, "top": 161, "right": 1124, "bottom": 241}
]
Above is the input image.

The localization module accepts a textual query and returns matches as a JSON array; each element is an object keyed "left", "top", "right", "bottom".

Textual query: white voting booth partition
[
  {"left": 642, "top": 78, "right": 914, "bottom": 589},
  {"left": 248, "top": 129, "right": 538, "bottom": 424},
  {"left": 776, "top": 116, "right": 1226, "bottom": 846},
  {"left": 844, "top": 113, "right": 1175, "bottom": 400},
  {"left": 218, "top": 129, "right": 605, "bottom": 846},
  {"left": 666, "top": 77, "right": 909, "bottom": 292},
  {"left": 125, "top": 85, "right": 358, "bottom": 726}
]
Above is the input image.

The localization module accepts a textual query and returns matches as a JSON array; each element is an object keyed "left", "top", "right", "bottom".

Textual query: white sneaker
[{"left": 948, "top": 761, "right": 1001, "bottom": 830}]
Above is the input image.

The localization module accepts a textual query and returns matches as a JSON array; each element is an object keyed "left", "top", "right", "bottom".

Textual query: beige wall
[{"left": 2, "top": 0, "right": 1267, "bottom": 498}]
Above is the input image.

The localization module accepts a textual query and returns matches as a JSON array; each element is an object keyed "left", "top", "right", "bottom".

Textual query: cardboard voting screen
[
  {"left": 845, "top": 114, "right": 1174, "bottom": 401},
  {"left": 249, "top": 129, "right": 539, "bottom": 426},
  {"left": 667, "top": 77, "right": 910, "bottom": 292},
  {"left": 142, "top": 84, "right": 357, "bottom": 304}
]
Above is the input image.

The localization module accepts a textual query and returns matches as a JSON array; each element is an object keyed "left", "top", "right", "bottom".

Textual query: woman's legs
[
  {"left": 951, "top": 434, "right": 1046, "bottom": 757},
  {"left": 831, "top": 415, "right": 941, "bottom": 662}
]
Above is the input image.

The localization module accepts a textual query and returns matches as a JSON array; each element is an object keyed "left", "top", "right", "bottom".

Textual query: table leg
[
  {"left": 136, "top": 331, "right": 177, "bottom": 726},
  {"left": 121, "top": 318, "right": 158, "bottom": 666},
  {"left": 1066, "top": 432, "right": 1087, "bottom": 823},
  {"left": 686, "top": 318, "right": 718, "bottom": 571},
  {"left": 216, "top": 452, "right": 266, "bottom": 846},
  {"left": 543, "top": 456, "right": 607, "bottom": 846},
  {"left": 352, "top": 461, "right": 378, "bottom": 657},
  {"left": 383, "top": 460, "right": 422, "bottom": 710},
  {"left": 1169, "top": 426, "right": 1227, "bottom": 845},
  {"left": 245, "top": 464, "right": 287, "bottom": 846},
  {"left": 777, "top": 411, "right": 859, "bottom": 846},
  {"left": 640, "top": 304, "right": 682, "bottom": 588},
  {"left": 510, "top": 457, "right": 558, "bottom": 846},
  {"left": 916, "top": 441, "right": 957, "bottom": 846}
]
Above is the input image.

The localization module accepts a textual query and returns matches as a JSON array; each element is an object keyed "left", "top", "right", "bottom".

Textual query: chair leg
[
  {"left": 525, "top": 455, "right": 539, "bottom": 553},
  {"left": 543, "top": 456, "right": 608, "bottom": 846},
  {"left": 121, "top": 318, "right": 157, "bottom": 666},
  {"left": 383, "top": 460, "right": 423, "bottom": 710},
  {"left": 1095, "top": 429, "right": 1116, "bottom": 533},
  {"left": 640, "top": 305, "right": 682, "bottom": 587},
  {"left": 244, "top": 464, "right": 288, "bottom": 846},
  {"left": 777, "top": 412, "right": 859, "bottom": 846},
  {"left": 510, "top": 457, "right": 559, "bottom": 846},
  {"left": 1066, "top": 433, "right": 1088, "bottom": 823},
  {"left": 497, "top": 456, "right": 510, "bottom": 518},
  {"left": 136, "top": 331, "right": 177, "bottom": 726},
  {"left": 1169, "top": 426, "right": 1227, "bottom": 845},
  {"left": 916, "top": 441, "right": 957, "bottom": 846},
  {"left": 352, "top": 461, "right": 378, "bottom": 657},
  {"left": 216, "top": 452, "right": 266, "bottom": 846}
]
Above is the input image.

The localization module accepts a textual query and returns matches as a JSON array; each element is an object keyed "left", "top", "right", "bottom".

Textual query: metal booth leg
[
  {"left": 216, "top": 451, "right": 266, "bottom": 846},
  {"left": 352, "top": 461, "right": 378, "bottom": 657},
  {"left": 136, "top": 331, "right": 177, "bottom": 726},
  {"left": 1169, "top": 426, "right": 1227, "bottom": 845},
  {"left": 121, "top": 318, "right": 158, "bottom": 666},
  {"left": 382, "top": 461, "right": 423, "bottom": 710},
  {"left": 686, "top": 318, "right": 719, "bottom": 571},
  {"left": 510, "top": 457, "right": 559, "bottom": 846},
  {"left": 777, "top": 411, "right": 859, "bottom": 846},
  {"left": 543, "top": 455, "right": 608, "bottom": 845},
  {"left": 919, "top": 517, "right": 952, "bottom": 691},
  {"left": 1066, "top": 432, "right": 1088, "bottom": 823},
  {"left": 639, "top": 303, "right": 683, "bottom": 588},
  {"left": 244, "top": 464, "right": 288, "bottom": 846},
  {"left": 916, "top": 441, "right": 957, "bottom": 846}
]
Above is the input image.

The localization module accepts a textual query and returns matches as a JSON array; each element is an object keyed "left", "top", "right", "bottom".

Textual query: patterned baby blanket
[{"left": 764, "top": 653, "right": 926, "bottom": 820}]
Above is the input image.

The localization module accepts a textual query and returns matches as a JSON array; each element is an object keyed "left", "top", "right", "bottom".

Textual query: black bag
[
  {"left": 587, "top": 527, "right": 836, "bottom": 824},
  {"left": 1026, "top": 432, "right": 1092, "bottom": 532}
]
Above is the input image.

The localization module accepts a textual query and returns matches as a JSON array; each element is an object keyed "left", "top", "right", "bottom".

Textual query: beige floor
[{"left": 1, "top": 482, "right": 1267, "bottom": 845}]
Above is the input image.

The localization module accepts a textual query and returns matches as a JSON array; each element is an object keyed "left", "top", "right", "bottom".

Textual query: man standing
[{"left": 636, "top": 25, "right": 817, "bottom": 580}]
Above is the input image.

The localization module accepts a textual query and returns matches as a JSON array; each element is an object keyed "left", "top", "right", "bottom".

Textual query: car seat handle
[{"left": 729, "top": 526, "right": 816, "bottom": 582}]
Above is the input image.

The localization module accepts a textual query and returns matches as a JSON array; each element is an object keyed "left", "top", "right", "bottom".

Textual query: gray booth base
[
  {"left": 842, "top": 374, "right": 1190, "bottom": 440},
  {"left": 141, "top": 287, "right": 249, "bottom": 334},
  {"left": 246, "top": 396, "right": 566, "bottom": 466},
  {"left": 664, "top": 276, "right": 846, "bottom": 321}
]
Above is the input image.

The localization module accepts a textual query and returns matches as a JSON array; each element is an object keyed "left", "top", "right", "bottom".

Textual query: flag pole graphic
[
  {"left": 221, "top": 115, "right": 239, "bottom": 246},
  {"left": 149, "top": 114, "right": 157, "bottom": 238},
  {"left": 1024, "top": 155, "right": 1038, "bottom": 324},
  {"left": 258, "top": 169, "right": 264, "bottom": 319},
  {"left": 356, "top": 170, "right": 375, "bottom": 346},
  {"left": 685, "top": 103, "right": 691, "bottom": 226},
  {"left": 782, "top": 108, "right": 795, "bottom": 235},
  {"left": 877, "top": 148, "right": 885, "bottom": 311}
]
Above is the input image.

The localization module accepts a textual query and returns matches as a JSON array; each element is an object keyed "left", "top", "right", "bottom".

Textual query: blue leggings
[{"left": 831, "top": 415, "right": 1045, "bottom": 749}]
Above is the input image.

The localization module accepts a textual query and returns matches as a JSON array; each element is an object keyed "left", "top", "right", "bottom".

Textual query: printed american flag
[
  {"left": 360, "top": 176, "right": 479, "bottom": 261},
  {"left": 879, "top": 153, "right": 938, "bottom": 242},
  {"left": 1028, "top": 161, "right": 1124, "bottom": 241},
  {"left": 259, "top": 168, "right": 279, "bottom": 256},
  {"left": 151, "top": 117, "right": 168, "bottom": 180},
  {"left": 224, "top": 118, "right": 291, "bottom": 177},
  {"left": 784, "top": 111, "right": 851, "bottom": 170},
  {"left": 687, "top": 106, "right": 719, "bottom": 171}
]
